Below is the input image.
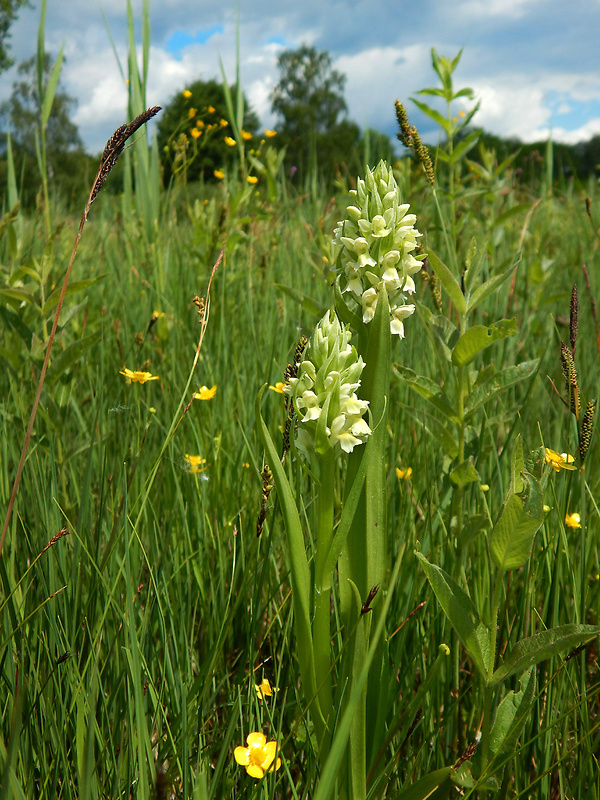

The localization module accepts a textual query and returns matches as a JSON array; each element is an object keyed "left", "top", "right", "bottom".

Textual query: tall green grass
[{"left": 1, "top": 29, "right": 599, "bottom": 800}]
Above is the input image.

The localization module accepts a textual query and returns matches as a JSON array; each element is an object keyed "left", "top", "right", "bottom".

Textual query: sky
[{"left": 3, "top": 0, "right": 600, "bottom": 155}]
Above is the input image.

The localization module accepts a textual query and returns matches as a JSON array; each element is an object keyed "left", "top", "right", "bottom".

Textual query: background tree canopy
[
  {"left": 0, "top": 0, "right": 28, "bottom": 73},
  {"left": 156, "top": 78, "right": 259, "bottom": 185},
  {"left": 269, "top": 45, "right": 362, "bottom": 184}
]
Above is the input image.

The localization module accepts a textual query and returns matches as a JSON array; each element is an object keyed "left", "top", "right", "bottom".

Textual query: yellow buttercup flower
[
  {"left": 196, "top": 119, "right": 205, "bottom": 128},
  {"left": 241, "top": 129, "right": 252, "bottom": 140},
  {"left": 183, "top": 89, "right": 192, "bottom": 98},
  {"left": 224, "top": 136, "right": 236, "bottom": 146},
  {"left": 255, "top": 678, "right": 279, "bottom": 699},
  {"left": 184, "top": 454, "right": 207, "bottom": 474},
  {"left": 544, "top": 448, "right": 577, "bottom": 472},
  {"left": 247, "top": 175, "right": 258, "bottom": 184},
  {"left": 234, "top": 732, "right": 281, "bottom": 779},
  {"left": 264, "top": 129, "right": 277, "bottom": 137},
  {"left": 207, "top": 105, "right": 216, "bottom": 113},
  {"left": 191, "top": 128, "right": 201, "bottom": 139},
  {"left": 120, "top": 367, "right": 159, "bottom": 384},
  {"left": 214, "top": 169, "right": 225, "bottom": 180},
  {"left": 194, "top": 385, "right": 217, "bottom": 401},
  {"left": 220, "top": 118, "right": 228, "bottom": 127},
  {"left": 565, "top": 512, "right": 581, "bottom": 529},
  {"left": 188, "top": 107, "right": 197, "bottom": 119},
  {"left": 395, "top": 467, "right": 412, "bottom": 480},
  {"left": 269, "top": 382, "right": 286, "bottom": 394}
]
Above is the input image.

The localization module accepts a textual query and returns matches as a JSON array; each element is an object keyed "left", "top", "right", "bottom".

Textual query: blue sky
[{"left": 3, "top": 0, "right": 600, "bottom": 154}]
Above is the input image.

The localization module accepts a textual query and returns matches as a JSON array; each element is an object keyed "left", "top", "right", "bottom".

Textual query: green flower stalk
[
  {"left": 332, "top": 160, "right": 424, "bottom": 337},
  {"left": 285, "top": 310, "right": 371, "bottom": 460}
]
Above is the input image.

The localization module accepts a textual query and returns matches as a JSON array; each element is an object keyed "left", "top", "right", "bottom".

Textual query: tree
[
  {"left": 270, "top": 45, "right": 360, "bottom": 183},
  {"left": 0, "top": 52, "right": 90, "bottom": 207},
  {"left": 0, "top": 0, "right": 28, "bottom": 74},
  {"left": 156, "top": 78, "right": 259, "bottom": 185}
]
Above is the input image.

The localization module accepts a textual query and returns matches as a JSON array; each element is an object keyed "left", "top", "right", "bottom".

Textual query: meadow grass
[{"left": 1, "top": 50, "right": 600, "bottom": 800}]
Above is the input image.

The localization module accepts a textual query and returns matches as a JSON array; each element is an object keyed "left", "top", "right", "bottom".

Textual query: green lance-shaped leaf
[
  {"left": 490, "top": 625, "right": 600, "bottom": 686},
  {"left": 488, "top": 669, "right": 536, "bottom": 767},
  {"left": 452, "top": 318, "right": 516, "bottom": 367},
  {"left": 274, "top": 282, "right": 327, "bottom": 318},
  {"left": 394, "top": 366, "right": 458, "bottom": 422},
  {"left": 428, "top": 249, "right": 466, "bottom": 316},
  {"left": 466, "top": 263, "right": 516, "bottom": 315},
  {"left": 255, "top": 386, "right": 321, "bottom": 721},
  {"left": 464, "top": 360, "right": 539, "bottom": 419},
  {"left": 392, "top": 766, "right": 456, "bottom": 800},
  {"left": 449, "top": 458, "right": 480, "bottom": 489},
  {"left": 416, "top": 552, "right": 490, "bottom": 679},
  {"left": 489, "top": 438, "right": 544, "bottom": 571}
]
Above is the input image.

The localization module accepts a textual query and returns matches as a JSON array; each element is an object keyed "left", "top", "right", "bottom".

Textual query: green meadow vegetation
[{"left": 1, "top": 5, "right": 600, "bottom": 799}]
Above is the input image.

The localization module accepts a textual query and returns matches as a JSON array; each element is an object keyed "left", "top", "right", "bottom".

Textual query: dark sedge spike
[
  {"left": 579, "top": 399, "right": 596, "bottom": 464},
  {"left": 560, "top": 341, "right": 580, "bottom": 419},
  {"left": 256, "top": 464, "right": 273, "bottom": 537},
  {"left": 394, "top": 101, "right": 413, "bottom": 148},
  {"left": 410, "top": 125, "right": 435, "bottom": 186},
  {"left": 570, "top": 284, "right": 579, "bottom": 356},
  {"left": 586, "top": 197, "right": 592, "bottom": 217}
]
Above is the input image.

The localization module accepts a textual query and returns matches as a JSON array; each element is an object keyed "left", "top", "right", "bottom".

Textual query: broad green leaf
[
  {"left": 466, "top": 265, "right": 516, "bottom": 314},
  {"left": 392, "top": 767, "right": 456, "bottom": 800},
  {"left": 42, "top": 276, "right": 107, "bottom": 316},
  {"left": 416, "top": 552, "right": 490, "bottom": 678},
  {"left": 449, "top": 459, "right": 480, "bottom": 489},
  {"left": 489, "top": 669, "right": 536, "bottom": 761},
  {"left": 446, "top": 130, "right": 480, "bottom": 165},
  {"left": 489, "top": 471, "right": 543, "bottom": 572},
  {"left": 416, "top": 87, "right": 446, "bottom": 98},
  {"left": 0, "top": 287, "right": 34, "bottom": 305},
  {"left": 465, "top": 361, "right": 539, "bottom": 418},
  {"left": 452, "top": 318, "right": 516, "bottom": 366},
  {"left": 490, "top": 624, "right": 600, "bottom": 686},
  {"left": 47, "top": 330, "right": 103, "bottom": 385},
  {"left": 274, "top": 282, "right": 326, "bottom": 318},
  {"left": 394, "top": 366, "right": 457, "bottom": 422},
  {"left": 411, "top": 98, "right": 451, "bottom": 135},
  {"left": 428, "top": 250, "right": 466, "bottom": 316}
]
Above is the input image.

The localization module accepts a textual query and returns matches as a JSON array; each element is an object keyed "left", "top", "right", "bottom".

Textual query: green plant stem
[{"left": 313, "top": 449, "right": 335, "bottom": 756}]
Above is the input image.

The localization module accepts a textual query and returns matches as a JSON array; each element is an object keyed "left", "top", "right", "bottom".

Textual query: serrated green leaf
[
  {"left": 428, "top": 250, "right": 466, "bottom": 316},
  {"left": 452, "top": 319, "right": 516, "bottom": 366},
  {"left": 490, "top": 625, "right": 600, "bottom": 686},
  {"left": 416, "top": 552, "right": 490, "bottom": 678}
]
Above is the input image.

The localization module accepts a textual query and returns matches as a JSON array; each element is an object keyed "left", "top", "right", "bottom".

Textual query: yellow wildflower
[
  {"left": 220, "top": 118, "right": 228, "bottom": 127},
  {"left": 207, "top": 105, "right": 216, "bottom": 113},
  {"left": 196, "top": 119, "right": 205, "bottom": 128},
  {"left": 255, "top": 678, "right": 279, "bottom": 699},
  {"left": 120, "top": 367, "right": 159, "bottom": 384},
  {"left": 214, "top": 169, "right": 225, "bottom": 180},
  {"left": 544, "top": 448, "right": 577, "bottom": 472},
  {"left": 480, "top": 483, "right": 490, "bottom": 492},
  {"left": 247, "top": 175, "right": 258, "bottom": 184},
  {"left": 241, "top": 129, "right": 252, "bottom": 140},
  {"left": 395, "top": 467, "right": 412, "bottom": 480},
  {"left": 191, "top": 128, "right": 201, "bottom": 139},
  {"left": 184, "top": 454, "right": 207, "bottom": 474},
  {"left": 264, "top": 129, "right": 277, "bottom": 137},
  {"left": 269, "top": 382, "right": 286, "bottom": 394},
  {"left": 565, "top": 512, "right": 581, "bottom": 529},
  {"left": 194, "top": 385, "right": 217, "bottom": 401},
  {"left": 183, "top": 89, "right": 192, "bottom": 98},
  {"left": 224, "top": 136, "right": 236, "bottom": 146},
  {"left": 234, "top": 732, "right": 281, "bottom": 779},
  {"left": 188, "top": 107, "right": 197, "bottom": 119}
]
